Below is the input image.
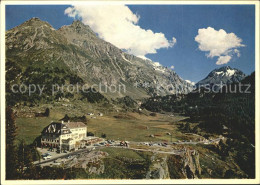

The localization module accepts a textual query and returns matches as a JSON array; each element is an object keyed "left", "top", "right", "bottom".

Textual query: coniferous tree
[
  {"left": 24, "top": 145, "right": 36, "bottom": 179},
  {"left": 17, "top": 140, "right": 26, "bottom": 177},
  {"left": 17, "top": 140, "right": 36, "bottom": 179},
  {"left": 6, "top": 106, "right": 18, "bottom": 179}
]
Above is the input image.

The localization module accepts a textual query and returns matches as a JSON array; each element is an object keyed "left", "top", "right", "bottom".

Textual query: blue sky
[{"left": 6, "top": 5, "right": 255, "bottom": 82}]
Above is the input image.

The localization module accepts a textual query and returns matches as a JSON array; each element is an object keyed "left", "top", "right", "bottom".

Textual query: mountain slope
[
  {"left": 6, "top": 18, "right": 193, "bottom": 101},
  {"left": 57, "top": 20, "right": 194, "bottom": 97},
  {"left": 195, "top": 66, "right": 246, "bottom": 90}
]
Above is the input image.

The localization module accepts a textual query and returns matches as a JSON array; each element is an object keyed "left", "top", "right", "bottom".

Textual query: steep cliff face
[
  {"left": 167, "top": 149, "right": 201, "bottom": 179},
  {"left": 6, "top": 18, "right": 193, "bottom": 99},
  {"left": 144, "top": 149, "right": 201, "bottom": 179},
  {"left": 181, "top": 149, "right": 201, "bottom": 178},
  {"left": 146, "top": 154, "right": 170, "bottom": 179}
]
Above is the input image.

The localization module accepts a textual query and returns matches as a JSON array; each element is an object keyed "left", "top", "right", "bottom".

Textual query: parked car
[
  {"left": 42, "top": 153, "right": 51, "bottom": 157},
  {"left": 42, "top": 155, "right": 52, "bottom": 160}
]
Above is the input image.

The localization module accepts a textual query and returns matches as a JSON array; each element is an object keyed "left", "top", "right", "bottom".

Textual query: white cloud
[
  {"left": 234, "top": 49, "right": 241, "bottom": 57},
  {"left": 216, "top": 55, "right": 232, "bottom": 65},
  {"left": 170, "top": 65, "right": 174, "bottom": 69},
  {"left": 170, "top": 37, "right": 177, "bottom": 46},
  {"left": 65, "top": 5, "right": 176, "bottom": 58},
  {"left": 195, "top": 27, "right": 245, "bottom": 65},
  {"left": 185, "top": 80, "right": 195, "bottom": 85}
]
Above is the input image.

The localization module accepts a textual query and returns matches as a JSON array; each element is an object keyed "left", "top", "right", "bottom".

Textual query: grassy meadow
[{"left": 15, "top": 103, "right": 190, "bottom": 145}]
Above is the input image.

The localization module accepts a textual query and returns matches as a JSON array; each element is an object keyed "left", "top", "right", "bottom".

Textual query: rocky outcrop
[
  {"left": 181, "top": 149, "right": 201, "bottom": 178},
  {"left": 146, "top": 149, "right": 201, "bottom": 179},
  {"left": 64, "top": 151, "right": 108, "bottom": 175},
  {"left": 167, "top": 149, "right": 201, "bottom": 179},
  {"left": 146, "top": 154, "right": 170, "bottom": 179}
]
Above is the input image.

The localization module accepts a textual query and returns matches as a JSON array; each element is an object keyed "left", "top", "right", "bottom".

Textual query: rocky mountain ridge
[
  {"left": 195, "top": 66, "right": 246, "bottom": 90},
  {"left": 6, "top": 17, "right": 193, "bottom": 99}
]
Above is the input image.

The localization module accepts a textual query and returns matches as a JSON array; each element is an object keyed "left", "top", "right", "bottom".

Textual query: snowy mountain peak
[
  {"left": 215, "top": 69, "right": 236, "bottom": 76},
  {"left": 196, "top": 66, "right": 246, "bottom": 89}
]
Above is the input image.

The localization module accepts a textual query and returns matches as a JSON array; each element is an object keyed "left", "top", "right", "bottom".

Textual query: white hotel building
[{"left": 41, "top": 121, "right": 87, "bottom": 151}]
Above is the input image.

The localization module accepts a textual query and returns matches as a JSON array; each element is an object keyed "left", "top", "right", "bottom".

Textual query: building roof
[
  {"left": 42, "top": 122, "right": 63, "bottom": 135},
  {"left": 42, "top": 122, "right": 73, "bottom": 135},
  {"left": 65, "top": 121, "right": 86, "bottom": 129},
  {"left": 41, "top": 121, "right": 86, "bottom": 135}
]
